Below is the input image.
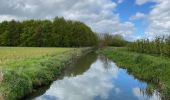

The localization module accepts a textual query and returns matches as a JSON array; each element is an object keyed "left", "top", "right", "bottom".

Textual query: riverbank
[
  {"left": 99, "top": 47, "right": 170, "bottom": 99},
  {"left": 0, "top": 47, "right": 92, "bottom": 100}
]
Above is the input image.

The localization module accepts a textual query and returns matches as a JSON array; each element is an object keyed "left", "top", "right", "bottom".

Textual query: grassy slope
[
  {"left": 100, "top": 47, "right": 170, "bottom": 94},
  {"left": 0, "top": 47, "right": 91, "bottom": 100}
]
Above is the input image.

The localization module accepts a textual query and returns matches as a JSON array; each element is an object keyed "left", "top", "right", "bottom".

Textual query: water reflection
[
  {"left": 34, "top": 55, "right": 161, "bottom": 100},
  {"left": 133, "top": 87, "right": 161, "bottom": 100}
]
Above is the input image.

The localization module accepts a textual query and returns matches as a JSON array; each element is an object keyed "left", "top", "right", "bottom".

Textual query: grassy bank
[
  {"left": 100, "top": 47, "right": 170, "bottom": 98},
  {"left": 0, "top": 47, "right": 92, "bottom": 100}
]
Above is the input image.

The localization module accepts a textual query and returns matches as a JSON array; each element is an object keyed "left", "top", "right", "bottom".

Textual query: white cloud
[
  {"left": 134, "top": 0, "right": 170, "bottom": 38},
  {"left": 0, "top": 15, "right": 17, "bottom": 22},
  {"left": 0, "top": 15, "right": 27, "bottom": 22},
  {"left": 135, "top": 0, "right": 156, "bottom": 5},
  {"left": 130, "top": 12, "right": 146, "bottom": 20},
  {"left": 133, "top": 87, "right": 161, "bottom": 100},
  {"left": 0, "top": 0, "right": 135, "bottom": 40},
  {"left": 145, "top": 0, "right": 170, "bottom": 38}
]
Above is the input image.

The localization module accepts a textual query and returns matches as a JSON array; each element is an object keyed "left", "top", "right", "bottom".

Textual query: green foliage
[
  {"left": 128, "top": 36, "right": 170, "bottom": 57},
  {"left": 1, "top": 70, "right": 32, "bottom": 100},
  {"left": 98, "top": 34, "right": 126, "bottom": 48},
  {"left": 0, "top": 20, "right": 22, "bottom": 46},
  {"left": 110, "top": 34, "right": 126, "bottom": 47},
  {"left": 0, "top": 17, "right": 98, "bottom": 47}
]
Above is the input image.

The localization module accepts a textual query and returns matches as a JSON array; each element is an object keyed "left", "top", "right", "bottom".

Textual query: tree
[
  {"left": 0, "top": 17, "right": 98, "bottom": 47},
  {"left": 111, "top": 34, "right": 126, "bottom": 47}
]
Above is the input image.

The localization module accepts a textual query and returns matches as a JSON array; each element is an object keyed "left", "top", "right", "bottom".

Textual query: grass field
[
  {"left": 0, "top": 47, "right": 91, "bottom": 100},
  {"left": 0, "top": 47, "right": 73, "bottom": 65},
  {"left": 100, "top": 47, "right": 170, "bottom": 99}
]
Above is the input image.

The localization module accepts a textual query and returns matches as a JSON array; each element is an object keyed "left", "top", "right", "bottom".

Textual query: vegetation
[
  {"left": 98, "top": 34, "right": 126, "bottom": 48},
  {"left": 100, "top": 47, "right": 170, "bottom": 99},
  {"left": 128, "top": 36, "right": 170, "bottom": 57},
  {"left": 0, "top": 47, "right": 92, "bottom": 100},
  {"left": 0, "top": 47, "right": 73, "bottom": 65},
  {"left": 0, "top": 17, "right": 97, "bottom": 100},
  {"left": 1, "top": 15, "right": 170, "bottom": 99},
  {"left": 0, "top": 17, "right": 98, "bottom": 47}
]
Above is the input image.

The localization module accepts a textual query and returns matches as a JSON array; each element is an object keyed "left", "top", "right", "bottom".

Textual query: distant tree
[
  {"left": 5, "top": 20, "right": 21, "bottom": 46},
  {"left": 98, "top": 33, "right": 126, "bottom": 48},
  {"left": 0, "top": 21, "right": 9, "bottom": 46},
  {"left": 110, "top": 34, "right": 126, "bottom": 47}
]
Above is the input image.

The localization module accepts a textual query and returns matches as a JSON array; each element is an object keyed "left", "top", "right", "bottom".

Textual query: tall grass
[
  {"left": 128, "top": 36, "right": 170, "bottom": 57},
  {"left": 100, "top": 47, "right": 170, "bottom": 99}
]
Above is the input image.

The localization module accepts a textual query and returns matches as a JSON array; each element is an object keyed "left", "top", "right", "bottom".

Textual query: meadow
[
  {"left": 0, "top": 47, "right": 73, "bottom": 65},
  {"left": 0, "top": 47, "right": 91, "bottom": 100}
]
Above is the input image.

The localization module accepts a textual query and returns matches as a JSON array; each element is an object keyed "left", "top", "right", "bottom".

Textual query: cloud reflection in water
[{"left": 35, "top": 56, "right": 161, "bottom": 100}]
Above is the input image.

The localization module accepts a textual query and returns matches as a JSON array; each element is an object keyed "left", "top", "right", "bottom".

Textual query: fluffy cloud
[
  {"left": 130, "top": 12, "right": 146, "bottom": 20},
  {"left": 146, "top": 0, "right": 170, "bottom": 38},
  {"left": 135, "top": 0, "right": 156, "bottom": 5},
  {"left": 134, "top": 0, "right": 170, "bottom": 38},
  {"left": 0, "top": 0, "right": 135, "bottom": 40}
]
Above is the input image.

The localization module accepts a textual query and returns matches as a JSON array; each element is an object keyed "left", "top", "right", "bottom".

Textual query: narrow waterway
[{"left": 27, "top": 53, "right": 161, "bottom": 100}]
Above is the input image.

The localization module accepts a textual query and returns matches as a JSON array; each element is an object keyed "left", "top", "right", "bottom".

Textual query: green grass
[
  {"left": 0, "top": 47, "right": 91, "bottom": 100},
  {"left": 0, "top": 47, "right": 73, "bottom": 65},
  {"left": 100, "top": 47, "right": 170, "bottom": 98}
]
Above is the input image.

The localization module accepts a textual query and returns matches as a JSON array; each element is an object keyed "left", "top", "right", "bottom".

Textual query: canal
[{"left": 26, "top": 53, "right": 161, "bottom": 100}]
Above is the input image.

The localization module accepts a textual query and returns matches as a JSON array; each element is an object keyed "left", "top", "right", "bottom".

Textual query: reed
[{"left": 128, "top": 36, "right": 170, "bottom": 57}]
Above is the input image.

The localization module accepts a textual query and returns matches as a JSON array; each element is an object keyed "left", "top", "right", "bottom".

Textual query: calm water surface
[{"left": 29, "top": 53, "right": 161, "bottom": 100}]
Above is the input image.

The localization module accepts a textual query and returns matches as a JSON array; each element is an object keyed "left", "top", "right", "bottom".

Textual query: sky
[{"left": 0, "top": 0, "right": 169, "bottom": 41}]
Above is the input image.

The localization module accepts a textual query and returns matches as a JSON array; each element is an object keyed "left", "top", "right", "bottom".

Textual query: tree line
[
  {"left": 128, "top": 36, "right": 170, "bottom": 57},
  {"left": 0, "top": 17, "right": 98, "bottom": 47},
  {"left": 98, "top": 33, "right": 127, "bottom": 48}
]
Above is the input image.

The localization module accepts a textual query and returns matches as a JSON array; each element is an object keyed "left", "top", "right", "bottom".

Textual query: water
[{"left": 28, "top": 53, "right": 161, "bottom": 100}]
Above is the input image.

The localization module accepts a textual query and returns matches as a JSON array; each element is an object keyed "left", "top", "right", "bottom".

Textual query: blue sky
[
  {"left": 114, "top": 0, "right": 157, "bottom": 38},
  {"left": 116, "top": 0, "right": 154, "bottom": 21},
  {"left": 0, "top": 0, "right": 169, "bottom": 40}
]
